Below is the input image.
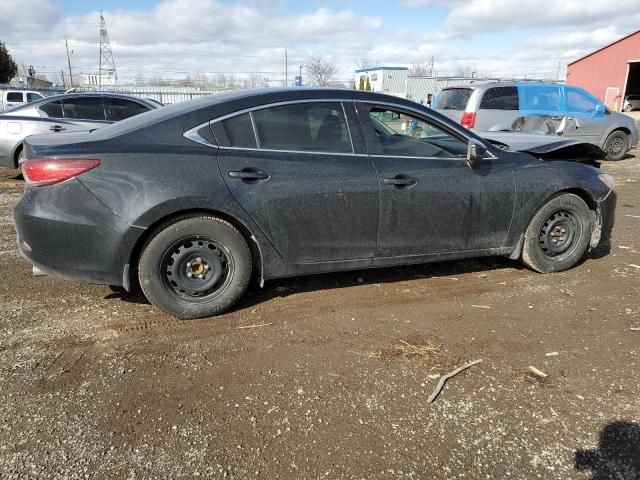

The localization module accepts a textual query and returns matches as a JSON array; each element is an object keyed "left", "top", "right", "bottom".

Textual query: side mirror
[
  {"left": 595, "top": 103, "right": 608, "bottom": 116},
  {"left": 466, "top": 139, "right": 487, "bottom": 167}
]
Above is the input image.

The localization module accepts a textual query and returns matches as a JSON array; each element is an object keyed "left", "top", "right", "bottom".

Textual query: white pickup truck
[{"left": 0, "top": 90, "right": 46, "bottom": 112}]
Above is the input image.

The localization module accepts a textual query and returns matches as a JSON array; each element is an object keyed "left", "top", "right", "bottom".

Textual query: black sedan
[{"left": 14, "top": 88, "right": 616, "bottom": 319}]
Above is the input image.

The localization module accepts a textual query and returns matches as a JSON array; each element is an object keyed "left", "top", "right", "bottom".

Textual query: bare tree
[
  {"left": 454, "top": 65, "right": 477, "bottom": 77},
  {"left": 408, "top": 63, "right": 432, "bottom": 77},
  {"left": 306, "top": 57, "right": 337, "bottom": 87},
  {"left": 356, "top": 57, "right": 379, "bottom": 70}
]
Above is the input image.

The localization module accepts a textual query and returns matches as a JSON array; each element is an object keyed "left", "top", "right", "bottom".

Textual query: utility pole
[
  {"left": 98, "top": 11, "right": 117, "bottom": 89},
  {"left": 65, "top": 37, "right": 73, "bottom": 87},
  {"left": 60, "top": 70, "right": 66, "bottom": 88},
  {"left": 284, "top": 48, "right": 288, "bottom": 87}
]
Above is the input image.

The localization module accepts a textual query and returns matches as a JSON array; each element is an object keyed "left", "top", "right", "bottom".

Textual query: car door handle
[
  {"left": 383, "top": 175, "right": 417, "bottom": 187},
  {"left": 228, "top": 169, "right": 270, "bottom": 181},
  {"left": 49, "top": 125, "right": 66, "bottom": 132}
]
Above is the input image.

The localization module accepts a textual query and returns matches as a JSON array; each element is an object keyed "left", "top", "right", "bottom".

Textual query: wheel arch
[
  {"left": 601, "top": 126, "right": 631, "bottom": 147},
  {"left": 126, "top": 208, "right": 264, "bottom": 291},
  {"left": 509, "top": 187, "right": 600, "bottom": 260},
  {"left": 12, "top": 142, "right": 23, "bottom": 169}
]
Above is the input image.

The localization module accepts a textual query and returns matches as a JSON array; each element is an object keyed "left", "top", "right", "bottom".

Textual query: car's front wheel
[
  {"left": 604, "top": 130, "right": 629, "bottom": 161},
  {"left": 521, "top": 193, "right": 592, "bottom": 273},
  {"left": 624, "top": 104, "right": 633, "bottom": 112},
  {"left": 138, "top": 215, "right": 252, "bottom": 319}
]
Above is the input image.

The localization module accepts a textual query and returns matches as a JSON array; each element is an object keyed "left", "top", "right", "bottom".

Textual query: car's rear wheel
[
  {"left": 16, "top": 148, "right": 24, "bottom": 169},
  {"left": 521, "top": 193, "right": 592, "bottom": 273},
  {"left": 138, "top": 215, "right": 251, "bottom": 319},
  {"left": 624, "top": 104, "right": 633, "bottom": 112},
  {"left": 604, "top": 130, "right": 629, "bottom": 161}
]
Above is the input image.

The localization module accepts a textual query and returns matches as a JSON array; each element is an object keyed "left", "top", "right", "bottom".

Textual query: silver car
[
  {"left": 433, "top": 81, "right": 638, "bottom": 160},
  {"left": 623, "top": 95, "right": 640, "bottom": 112},
  {"left": 0, "top": 93, "right": 160, "bottom": 169}
]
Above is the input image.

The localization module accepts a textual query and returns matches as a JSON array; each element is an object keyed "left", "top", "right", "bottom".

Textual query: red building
[{"left": 566, "top": 29, "right": 640, "bottom": 111}]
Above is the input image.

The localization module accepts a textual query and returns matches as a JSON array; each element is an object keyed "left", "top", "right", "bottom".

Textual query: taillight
[
  {"left": 22, "top": 158, "right": 101, "bottom": 187},
  {"left": 461, "top": 112, "right": 476, "bottom": 129}
]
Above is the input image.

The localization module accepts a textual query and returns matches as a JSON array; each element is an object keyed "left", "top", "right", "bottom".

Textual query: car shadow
[
  {"left": 575, "top": 421, "right": 640, "bottom": 480},
  {"left": 106, "top": 256, "right": 523, "bottom": 309}
]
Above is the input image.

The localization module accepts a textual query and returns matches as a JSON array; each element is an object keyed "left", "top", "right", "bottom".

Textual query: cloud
[
  {"left": 440, "top": 0, "right": 640, "bottom": 36},
  {"left": 0, "top": 0, "right": 639, "bottom": 85}
]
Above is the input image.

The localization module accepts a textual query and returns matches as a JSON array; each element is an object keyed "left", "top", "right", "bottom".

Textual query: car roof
[
  {"left": 93, "top": 87, "right": 458, "bottom": 140},
  {"left": 441, "top": 81, "right": 563, "bottom": 91}
]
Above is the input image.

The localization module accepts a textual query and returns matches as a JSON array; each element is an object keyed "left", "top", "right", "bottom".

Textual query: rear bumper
[{"left": 14, "top": 178, "right": 145, "bottom": 286}]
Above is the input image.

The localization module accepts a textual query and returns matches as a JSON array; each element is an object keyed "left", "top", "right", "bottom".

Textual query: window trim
[{"left": 185, "top": 98, "right": 490, "bottom": 159}]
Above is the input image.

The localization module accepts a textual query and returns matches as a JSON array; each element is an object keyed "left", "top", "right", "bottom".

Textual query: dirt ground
[{"left": 0, "top": 154, "right": 639, "bottom": 479}]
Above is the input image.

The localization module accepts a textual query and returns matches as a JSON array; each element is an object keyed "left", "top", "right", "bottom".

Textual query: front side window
[
  {"left": 366, "top": 106, "right": 467, "bottom": 158},
  {"left": 27, "top": 92, "right": 43, "bottom": 102},
  {"left": 106, "top": 97, "right": 149, "bottom": 121},
  {"left": 479, "top": 87, "right": 519, "bottom": 110},
  {"left": 252, "top": 102, "right": 352, "bottom": 153},
  {"left": 566, "top": 88, "right": 599, "bottom": 115},
  {"left": 61, "top": 97, "right": 106, "bottom": 121}
]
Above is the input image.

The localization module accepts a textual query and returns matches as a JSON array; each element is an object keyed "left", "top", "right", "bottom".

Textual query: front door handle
[
  {"left": 228, "top": 169, "right": 270, "bottom": 181},
  {"left": 49, "top": 125, "right": 66, "bottom": 132},
  {"left": 383, "top": 175, "right": 417, "bottom": 188}
]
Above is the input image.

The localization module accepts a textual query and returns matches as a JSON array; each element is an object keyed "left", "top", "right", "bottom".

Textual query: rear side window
[
  {"left": 433, "top": 89, "right": 472, "bottom": 110},
  {"left": 6, "top": 92, "right": 23, "bottom": 102},
  {"left": 61, "top": 97, "right": 106, "bottom": 121},
  {"left": 222, "top": 113, "right": 257, "bottom": 148},
  {"left": 479, "top": 87, "right": 519, "bottom": 110},
  {"left": 39, "top": 100, "right": 63, "bottom": 118},
  {"left": 518, "top": 84, "right": 562, "bottom": 113},
  {"left": 106, "top": 97, "right": 149, "bottom": 121},
  {"left": 252, "top": 102, "right": 352, "bottom": 153}
]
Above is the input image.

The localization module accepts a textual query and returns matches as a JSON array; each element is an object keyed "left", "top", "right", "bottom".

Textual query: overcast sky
[{"left": 1, "top": 0, "right": 640, "bottom": 85}]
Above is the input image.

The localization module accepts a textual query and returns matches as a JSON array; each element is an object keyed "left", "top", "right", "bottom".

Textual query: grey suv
[{"left": 433, "top": 82, "right": 638, "bottom": 160}]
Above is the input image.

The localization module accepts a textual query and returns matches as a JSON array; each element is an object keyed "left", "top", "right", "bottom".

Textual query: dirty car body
[
  {"left": 14, "top": 88, "right": 617, "bottom": 318},
  {"left": 0, "top": 93, "right": 160, "bottom": 169}
]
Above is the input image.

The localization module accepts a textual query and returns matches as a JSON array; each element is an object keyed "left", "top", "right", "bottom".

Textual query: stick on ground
[
  {"left": 235, "top": 322, "right": 273, "bottom": 330},
  {"left": 427, "top": 359, "right": 483, "bottom": 403}
]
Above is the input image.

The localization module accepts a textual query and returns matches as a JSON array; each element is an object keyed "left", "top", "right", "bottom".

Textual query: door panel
[
  {"left": 372, "top": 156, "right": 479, "bottom": 256},
  {"left": 218, "top": 148, "right": 378, "bottom": 263},
  {"left": 357, "top": 102, "right": 515, "bottom": 257}
]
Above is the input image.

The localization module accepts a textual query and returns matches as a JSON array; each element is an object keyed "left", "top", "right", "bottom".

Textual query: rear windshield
[{"left": 433, "top": 88, "right": 472, "bottom": 110}]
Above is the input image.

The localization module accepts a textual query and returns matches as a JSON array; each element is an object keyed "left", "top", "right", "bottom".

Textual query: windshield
[{"left": 433, "top": 88, "right": 472, "bottom": 110}]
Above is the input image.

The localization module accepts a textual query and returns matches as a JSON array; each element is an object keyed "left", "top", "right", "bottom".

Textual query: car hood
[{"left": 479, "top": 131, "right": 604, "bottom": 157}]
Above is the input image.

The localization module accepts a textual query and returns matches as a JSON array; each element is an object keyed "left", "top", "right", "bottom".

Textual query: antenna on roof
[{"left": 98, "top": 11, "right": 117, "bottom": 90}]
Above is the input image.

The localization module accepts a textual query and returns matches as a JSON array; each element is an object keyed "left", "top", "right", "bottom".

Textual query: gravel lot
[{"left": 0, "top": 154, "right": 639, "bottom": 479}]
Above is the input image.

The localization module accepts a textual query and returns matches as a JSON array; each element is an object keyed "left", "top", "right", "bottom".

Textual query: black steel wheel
[
  {"left": 522, "top": 193, "right": 592, "bottom": 273},
  {"left": 604, "top": 131, "right": 629, "bottom": 161},
  {"left": 138, "top": 215, "right": 251, "bottom": 319},
  {"left": 161, "top": 237, "right": 233, "bottom": 302}
]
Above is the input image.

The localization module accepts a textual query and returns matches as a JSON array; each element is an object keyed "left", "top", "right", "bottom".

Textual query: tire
[
  {"left": 623, "top": 104, "right": 633, "bottom": 112},
  {"left": 521, "top": 193, "right": 592, "bottom": 273},
  {"left": 16, "top": 148, "right": 24, "bottom": 169},
  {"left": 138, "top": 215, "right": 252, "bottom": 319},
  {"left": 604, "top": 130, "right": 629, "bottom": 161}
]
